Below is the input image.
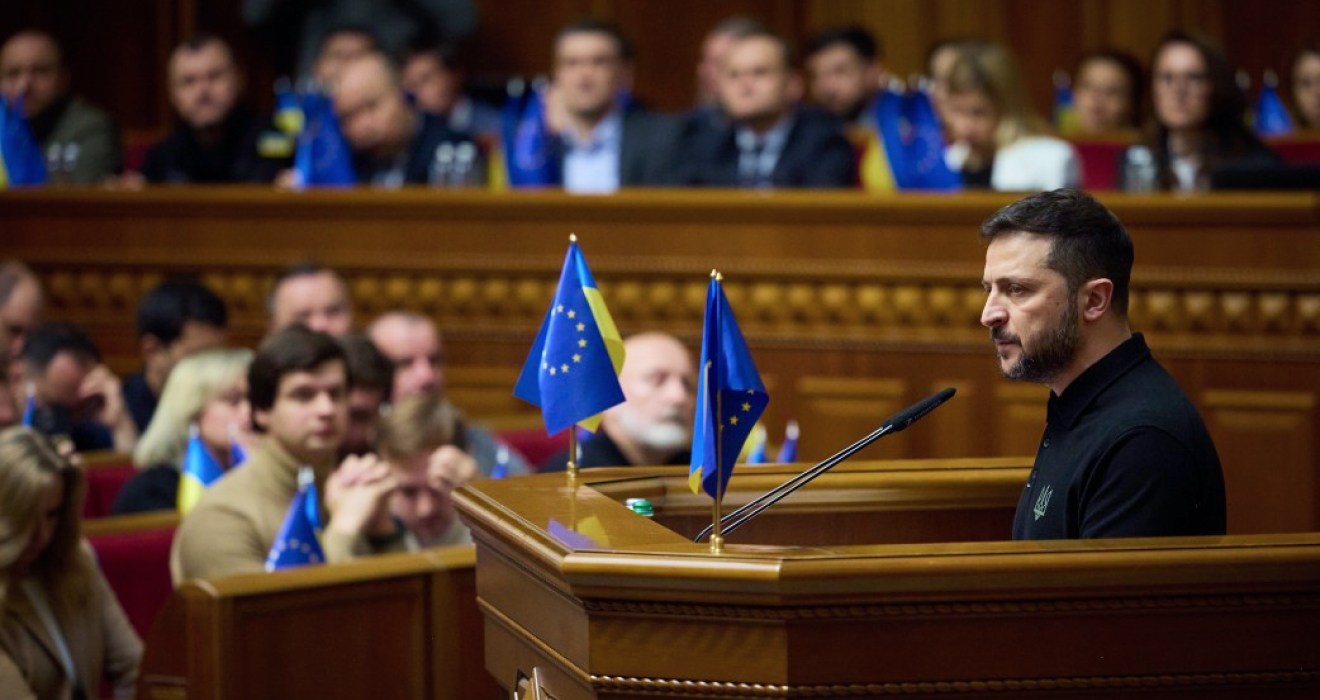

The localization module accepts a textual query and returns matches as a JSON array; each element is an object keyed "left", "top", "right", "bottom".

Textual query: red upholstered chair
[
  {"left": 85, "top": 512, "right": 179, "bottom": 640},
  {"left": 1267, "top": 135, "right": 1320, "bottom": 164},
  {"left": 1071, "top": 139, "right": 1131, "bottom": 191},
  {"left": 80, "top": 452, "right": 139, "bottom": 519},
  {"left": 495, "top": 428, "right": 570, "bottom": 471}
]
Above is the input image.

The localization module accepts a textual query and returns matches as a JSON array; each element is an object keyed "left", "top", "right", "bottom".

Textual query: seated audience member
[
  {"left": 310, "top": 25, "right": 379, "bottom": 88},
  {"left": 267, "top": 261, "right": 354, "bottom": 336},
  {"left": 368, "top": 312, "right": 530, "bottom": 477},
  {"left": 542, "top": 332, "right": 695, "bottom": 473},
  {"left": 0, "top": 261, "right": 43, "bottom": 365},
  {"left": 331, "top": 52, "right": 477, "bottom": 187},
  {"left": 544, "top": 20, "right": 680, "bottom": 193},
  {"left": 1072, "top": 50, "right": 1144, "bottom": 137},
  {"left": 694, "top": 17, "right": 766, "bottom": 112},
  {"left": 0, "top": 30, "right": 120, "bottom": 183},
  {"left": 113, "top": 349, "right": 253, "bottom": 515},
  {"left": 926, "top": 38, "right": 982, "bottom": 124},
  {"left": 805, "top": 26, "right": 886, "bottom": 127},
  {"left": 1293, "top": 40, "right": 1320, "bottom": 130},
  {"left": 0, "top": 427, "right": 142, "bottom": 699},
  {"left": 132, "top": 35, "right": 283, "bottom": 184},
  {"left": 170, "top": 326, "right": 403, "bottom": 584},
  {"left": 376, "top": 394, "right": 477, "bottom": 548},
  {"left": 338, "top": 333, "right": 393, "bottom": 456},
  {"left": 400, "top": 41, "right": 500, "bottom": 138},
  {"left": 123, "top": 280, "right": 229, "bottom": 433},
  {"left": 0, "top": 334, "right": 16, "bottom": 428},
  {"left": 1139, "top": 31, "right": 1280, "bottom": 191},
  {"left": 672, "top": 30, "right": 856, "bottom": 188},
  {"left": 17, "top": 324, "right": 137, "bottom": 454},
  {"left": 943, "top": 42, "right": 1080, "bottom": 191}
]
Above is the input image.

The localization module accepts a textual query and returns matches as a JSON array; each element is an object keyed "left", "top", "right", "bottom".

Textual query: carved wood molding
[
  {"left": 580, "top": 592, "right": 1320, "bottom": 620},
  {"left": 589, "top": 670, "right": 1320, "bottom": 697}
]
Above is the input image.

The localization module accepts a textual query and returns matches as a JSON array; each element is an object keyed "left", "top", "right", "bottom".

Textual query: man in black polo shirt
[{"left": 979, "top": 188, "right": 1226, "bottom": 539}]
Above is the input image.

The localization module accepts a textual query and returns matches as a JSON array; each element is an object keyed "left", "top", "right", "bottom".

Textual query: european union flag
[
  {"left": 505, "top": 83, "right": 561, "bottom": 188},
  {"left": 514, "top": 238, "right": 625, "bottom": 435},
  {"left": 177, "top": 426, "right": 225, "bottom": 514},
  {"left": 903, "top": 87, "right": 961, "bottom": 191},
  {"left": 689, "top": 274, "right": 768, "bottom": 500},
  {"left": 265, "top": 467, "right": 325, "bottom": 571},
  {"left": 0, "top": 96, "right": 48, "bottom": 188},
  {"left": 291, "top": 90, "right": 356, "bottom": 189},
  {"left": 1254, "top": 75, "right": 1294, "bottom": 137}
]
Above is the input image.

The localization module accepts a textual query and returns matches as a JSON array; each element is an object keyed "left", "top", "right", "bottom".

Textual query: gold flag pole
[
  {"left": 709, "top": 270, "right": 724, "bottom": 554},
  {"left": 566, "top": 232, "right": 579, "bottom": 481}
]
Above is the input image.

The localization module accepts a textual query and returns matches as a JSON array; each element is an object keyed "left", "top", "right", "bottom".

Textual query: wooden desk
[
  {"left": 5, "top": 188, "right": 1319, "bottom": 532},
  {"left": 456, "top": 461, "right": 1320, "bottom": 700},
  {"left": 140, "top": 547, "right": 498, "bottom": 700}
]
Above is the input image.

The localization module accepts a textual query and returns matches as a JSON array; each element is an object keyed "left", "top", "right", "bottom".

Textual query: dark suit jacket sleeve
[
  {"left": 620, "top": 111, "right": 682, "bottom": 187},
  {"left": 790, "top": 119, "right": 858, "bottom": 188}
]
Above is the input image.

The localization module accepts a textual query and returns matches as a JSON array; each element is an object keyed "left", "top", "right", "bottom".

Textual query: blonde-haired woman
[
  {"left": 112, "top": 348, "right": 254, "bottom": 515},
  {"left": 0, "top": 427, "right": 142, "bottom": 699},
  {"left": 942, "top": 42, "right": 1080, "bottom": 191}
]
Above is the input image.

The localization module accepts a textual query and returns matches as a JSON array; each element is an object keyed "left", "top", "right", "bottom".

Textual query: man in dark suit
[
  {"left": 332, "top": 51, "right": 477, "bottom": 187},
  {"left": 672, "top": 29, "right": 857, "bottom": 189},
  {"left": 546, "top": 19, "right": 678, "bottom": 193}
]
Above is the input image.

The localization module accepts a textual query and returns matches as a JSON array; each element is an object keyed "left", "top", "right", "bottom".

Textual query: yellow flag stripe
[
  {"left": 177, "top": 474, "right": 206, "bottom": 514},
  {"left": 577, "top": 286, "right": 625, "bottom": 432}
]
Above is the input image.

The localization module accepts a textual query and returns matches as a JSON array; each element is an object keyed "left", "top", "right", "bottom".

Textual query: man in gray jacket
[{"left": 1, "top": 29, "right": 121, "bottom": 184}]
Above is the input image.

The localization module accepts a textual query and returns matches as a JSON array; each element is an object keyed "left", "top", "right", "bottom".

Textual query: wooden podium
[{"left": 456, "top": 458, "right": 1320, "bottom": 699}]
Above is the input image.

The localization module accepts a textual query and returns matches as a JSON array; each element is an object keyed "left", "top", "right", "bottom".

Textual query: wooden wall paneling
[
  {"left": 993, "top": 382, "right": 1048, "bottom": 458},
  {"left": 1202, "top": 389, "right": 1318, "bottom": 534},
  {"left": 795, "top": 376, "right": 908, "bottom": 460}
]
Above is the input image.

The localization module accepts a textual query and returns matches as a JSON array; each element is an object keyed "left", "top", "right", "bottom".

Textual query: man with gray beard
[{"left": 541, "top": 332, "right": 696, "bottom": 472}]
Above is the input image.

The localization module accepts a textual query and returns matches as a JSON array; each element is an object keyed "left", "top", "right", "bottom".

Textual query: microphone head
[{"left": 887, "top": 387, "right": 956, "bottom": 432}]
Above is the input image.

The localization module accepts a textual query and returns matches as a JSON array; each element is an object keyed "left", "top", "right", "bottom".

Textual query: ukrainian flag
[{"left": 177, "top": 426, "right": 225, "bottom": 513}]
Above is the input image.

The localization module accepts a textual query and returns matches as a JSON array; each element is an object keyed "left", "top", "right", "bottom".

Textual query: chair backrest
[
  {"left": 85, "top": 512, "right": 180, "bottom": 639},
  {"left": 1071, "top": 139, "right": 1130, "bottom": 191},
  {"left": 80, "top": 452, "right": 138, "bottom": 519},
  {"left": 495, "top": 427, "right": 569, "bottom": 470},
  {"left": 1267, "top": 135, "right": 1320, "bottom": 165}
]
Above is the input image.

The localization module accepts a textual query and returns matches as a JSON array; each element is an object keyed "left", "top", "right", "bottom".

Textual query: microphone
[{"left": 693, "top": 387, "right": 956, "bottom": 543}]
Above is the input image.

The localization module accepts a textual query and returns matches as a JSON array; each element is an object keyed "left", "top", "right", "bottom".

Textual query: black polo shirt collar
[{"left": 1047, "top": 333, "right": 1150, "bottom": 430}]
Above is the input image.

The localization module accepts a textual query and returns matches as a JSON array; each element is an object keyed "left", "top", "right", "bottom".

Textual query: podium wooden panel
[
  {"left": 138, "top": 547, "right": 500, "bottom": 700},
  {"left": 456, "top": 460, "right": 1320, "bottom": 699}
]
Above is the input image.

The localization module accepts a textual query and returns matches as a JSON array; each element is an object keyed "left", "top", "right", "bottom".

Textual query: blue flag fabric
[
  {"left": 505, "top": 85, "right": 561, "bottom": 187},
  {"left": 689, "top": 277, "right": 769, "bottom": 500},
  {"left": 903, "top": 88, "right": 961, "bottom": 190},
  {"left": 776, "top": 419, "right": 799, "bottom": 463},
  {"left": 292, "top": 91, "right": 356, "bottom": 189},
  {"left": 745, "top": 424, "right": 768, "bottom": 464},
  {"left": 0, "top": 97, "right": 48, "bottom": 187},
  {"left": 273, "top": 79, "right": 304, "bottom": 136},
  {"left": 872, "top": 88, "right": 911, "bottom": 187},
  {"left": 229, "top": 439, "right": 248, "bottom": 468},
  {"left": 514, "top": 240, "right": 625, "bottom": 435},
  {"left": 19, "top": 392, "right": 35, "bottom": 428},
  {"left": 266, "top": 467, "right": 326, "bottom": 571},
  {"left": 177, "top": 428, "right": 226, "bottom": 513},
  {"left": 1254, "top": 82, "right": 1294, "bottom": 137}
]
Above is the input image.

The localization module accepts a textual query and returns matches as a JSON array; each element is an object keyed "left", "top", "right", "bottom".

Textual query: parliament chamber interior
[{"left": 4, "top": 0, "right": 1320, "bottom": 698}]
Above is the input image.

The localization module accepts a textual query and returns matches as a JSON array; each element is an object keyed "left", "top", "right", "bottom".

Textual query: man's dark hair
[
  {"left": 248, "top": 325, "right": 346, "bottom": 428},
  {"left": 554, "top": 18, "right": 635, "bottom": 63},
  {"left": 136, "top": 280, "right": 228, "bottom": 346},
  {"left": 317, "top": 24, "right": 380, "bottom": 54},
  {"left": 980, "top": 188, "right": 1134, "bottom": 316},
  {"left": 338, "top": 333, "right": 393, "bottom": 402},
  {"left": 0, "top": 260, "right": 37, "bottom": 307},
  {"left": 20, "top": 323, "right": 101, "bottom": 372},
  {"left": 176, "top": 32, "right": 229, "bottom": 55},
  {"left": 266, "top": 260, "right": 347, "bottom": 317},
  {"left": 806, "top": 26, "right": 882, "bottom": 63},
  {"left": 709, "top": 16, "right": 766, "bottom": 41},
  {"left": 400, "top": 39, "right": 464, "bottom": 73}
]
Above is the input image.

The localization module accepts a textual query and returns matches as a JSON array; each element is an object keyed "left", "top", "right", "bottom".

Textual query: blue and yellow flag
[
  {"left": 504, "top": 82, "right": 561, "bottom": 188},
  {"left": 689, "top": 274, "right": 768, "bottom": 500},
  {"left": 903, "top": 87, "right": 961, "bottom": 190},
  {"left": 291, "top": 90, "right": 356, "bottom": 189},
  {"left": 265, "top": 467, "right": 325, "bottom": 571},
  {"left": 1054, "top": 71, "right": 1079, "bottom": 136},
  {"left": 0, "top": 97, "right": 48, "bottom": 188},
  {"left": 177, "top": 426, "right": 225, "bottom": 513},
  {"left": 514, "top": 238, "right": 625, "bottom": 435},
  {"left": 776, "top": 419, "right": 800, "bottom": 463}
]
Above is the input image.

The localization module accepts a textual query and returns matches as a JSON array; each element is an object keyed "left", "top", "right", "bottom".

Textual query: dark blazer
[
  {"left": 141, "top": 108, "right": 284, "bottom": 183},
  {"left": 552, "top": 107, "right": 681, "bottom": 188},
  {"left": 668, "top": 106, "right": 857, "bottom": 188},
  {"left": 355, "top": 114, "right": 479, "bottom": 185}
]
